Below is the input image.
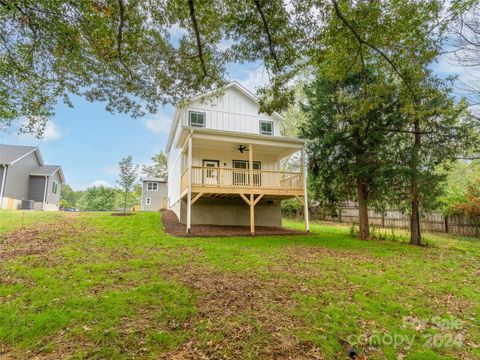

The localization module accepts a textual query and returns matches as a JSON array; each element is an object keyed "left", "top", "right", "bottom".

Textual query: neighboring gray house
[
  {"left": 0, "top": 144, "right": 65, "bottom": 211},
  {"left": 141, "top": 178, "right": 167, "bottom": 211}
]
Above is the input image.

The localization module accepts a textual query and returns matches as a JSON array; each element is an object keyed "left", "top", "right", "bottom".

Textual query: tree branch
[
  {"left": 253, "top": 0, "right": 280, "bottom": 70},
  {"left": 117, "top": 0, "right": 125, "bottom": 58},
  {"left": 188, "top": 0, "right": 209, "bottom": 78},
  {"left": 330, "top": 0, "right": 416, "bottom": 99}
]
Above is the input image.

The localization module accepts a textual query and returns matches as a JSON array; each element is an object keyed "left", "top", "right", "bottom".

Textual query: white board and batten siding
[
  {"left": 179, "top": 86, "right": 282, "bottom": 136},
  {"left": 167, "top": 83, "right": 284, "bottom": 213}
]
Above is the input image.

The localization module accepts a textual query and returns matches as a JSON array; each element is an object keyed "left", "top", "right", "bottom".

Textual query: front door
[{"left": 202, "top": 160, "right": 219, "bottom": 185}]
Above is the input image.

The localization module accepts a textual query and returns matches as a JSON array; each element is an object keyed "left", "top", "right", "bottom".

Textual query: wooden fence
[{"left": 283, "top": 206, "right": 480, "bottom": 237}]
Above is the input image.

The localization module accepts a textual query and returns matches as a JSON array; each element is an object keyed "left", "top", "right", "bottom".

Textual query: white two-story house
[{"left": 166, "top": 81, "right": 309, "bottom": 235}]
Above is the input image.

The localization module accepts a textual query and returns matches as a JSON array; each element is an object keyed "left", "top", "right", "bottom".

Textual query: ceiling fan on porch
[{"left": 233, "top": 144, "right": 249, "bottom": 153}]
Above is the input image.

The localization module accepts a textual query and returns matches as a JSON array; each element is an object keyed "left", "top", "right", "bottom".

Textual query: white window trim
[
  {"left": 145, "top": 197, "right": 152, "bottom": 205},
  {"left": 52, "top": 180, "right": 58, "bottom": 195},
  {"left": 147, "top": 182, "right": 158, "bottom": 191},
  {"left": 259, "top": 120, "right": 274, "bottom": 135},
  {"left": 189, "top": 111, "right": 206, "bottom": 128}
]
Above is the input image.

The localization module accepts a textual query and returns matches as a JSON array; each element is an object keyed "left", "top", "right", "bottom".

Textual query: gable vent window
[
  {"left": 147, "top": 182, "right": 158, "bottom": 191},
  {"left": 189, "top": 111, "right": 206, "bottom": 128},
  {"left": 259, "top": 120, "right": 273, "bottom": 135}
]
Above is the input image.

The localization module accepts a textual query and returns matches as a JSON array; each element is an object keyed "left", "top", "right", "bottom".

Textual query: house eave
[{"left": 174, "top": 126, "right": 307, "bottom": 150}]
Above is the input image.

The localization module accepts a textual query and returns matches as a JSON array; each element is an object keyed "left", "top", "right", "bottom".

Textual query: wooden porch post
[
  {"left": 249, "top": 144, "right": 254, "bottom": 235},
  {"left": 301, "top": 148, "right": 310, "bottom": 233},
  {"left": 250, "top": 193, "right": 255, "bottom": 235},
  {"left": 186, "top": 133, "right": 193, "bottom": 233}
]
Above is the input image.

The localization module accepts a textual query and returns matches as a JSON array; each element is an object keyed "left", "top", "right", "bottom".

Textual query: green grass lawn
[
  {"left": 0, "top": 209, "right": 65, "bottom": 235},
  {"left": 0, "top": 212, "right": 479, "bottom": 359}
]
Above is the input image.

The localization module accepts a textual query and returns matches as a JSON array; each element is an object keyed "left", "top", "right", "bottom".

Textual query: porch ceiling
[{"left": 179, "top": 129, "right": 304, "bottom": 159}]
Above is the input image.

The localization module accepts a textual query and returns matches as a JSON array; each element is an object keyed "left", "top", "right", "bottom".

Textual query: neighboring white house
[
  {"left": 165, "top": 81, "right": 309, "bottom": 235},
  {"left": 141, "top": 178, "right": 167, "bottom": 211}
]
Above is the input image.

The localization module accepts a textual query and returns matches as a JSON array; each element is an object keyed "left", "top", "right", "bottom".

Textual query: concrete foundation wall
[{"left": 179, "top": 197, "right": 282, "bottom": 227}]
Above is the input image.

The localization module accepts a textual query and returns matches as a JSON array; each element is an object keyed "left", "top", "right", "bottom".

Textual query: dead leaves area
[{"left": 0, "top": 215, "right": 80, "bottom": 262}]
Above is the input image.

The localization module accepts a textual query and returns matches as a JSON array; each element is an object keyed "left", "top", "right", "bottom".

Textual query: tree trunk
[
  {"left": 357, "top": 180, "right": 370, "bottom": 240},
  {"left": 409, "top": 120, "right": 422, "bottom": 246},
  {"left": 124, "top": 190, "right": 127, "bottom": 214}
]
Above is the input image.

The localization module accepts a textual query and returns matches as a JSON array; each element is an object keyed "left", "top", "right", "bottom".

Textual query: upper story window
[
  {"left": 189, "top": 111, "right": 206, "bottom": 128},
  {"left": 147, "top": 182, "right": 158, "bottom": 191},
  {"left": 259, "top": 120, "right": 274, "bottom": 136},
  {"left": 52, "top": 180, "right": 59, "bottom": 195}
]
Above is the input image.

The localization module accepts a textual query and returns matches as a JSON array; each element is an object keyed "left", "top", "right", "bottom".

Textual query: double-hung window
[
  {"left": 145, "top": 197, "right": 152, "bottom": 205},
  {"left": 52, "top": 181, "right": 59, "bottom": 194},
  {"left": 147, "top": 182, "right": 158, "bottom": 191},
  {"left": 189, "top": 111, "right": 206, "bottom": 128},
  {"left": 259, "top": 120, "right": 273, "bottom": 135}
]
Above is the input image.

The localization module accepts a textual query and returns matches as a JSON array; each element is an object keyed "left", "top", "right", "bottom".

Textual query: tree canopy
[{"left": 142, "top": 151, "right": 168, "bottom": 179}]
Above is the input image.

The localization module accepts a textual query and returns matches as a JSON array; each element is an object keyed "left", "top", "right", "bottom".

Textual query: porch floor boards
[{"left": 161, "top": 210, "right": 307, "bottom": 237}]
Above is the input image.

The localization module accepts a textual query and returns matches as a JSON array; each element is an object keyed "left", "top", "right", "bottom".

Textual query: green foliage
[
  {"left": 449, "top": 178, "right": 480, "bottom": 216},
  {"left": 281, "top": 199, "right": 302, "bottom": 218},
  {"left": 142, "top": 151, "right": 168, "bottom": 179},
  {"left": 59, "top": 184, "right": 83, "bottom": 209},
  {"left": 113, "top": 190, "right": 139, "bottom": 210},
  {"left": 439, "top": 160, "right": 480, "bottom": 213},
  {"left": 77, "top": 186, "right": 116, "bottom": 211},
  {"left": 117, "top": 156, "right": 139, "bottom": 212},
  {"left": 300, "top": 71, "right": 401, "bottom": 207},
  {"left": 0, "top": 0, "right": 231, "bottom": 135}
]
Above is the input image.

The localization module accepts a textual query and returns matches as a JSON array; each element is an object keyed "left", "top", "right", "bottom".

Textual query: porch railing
[{"left": 181, "top": 166, "right": 303, "bottom": 193}]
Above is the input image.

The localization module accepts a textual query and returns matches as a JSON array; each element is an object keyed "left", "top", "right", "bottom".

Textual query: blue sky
[
  {"left": 0, "top": 51, "right": 471, "bottom": 190},
  {"left": 0, "top": 62, "right": 269, "bottom": 190}
]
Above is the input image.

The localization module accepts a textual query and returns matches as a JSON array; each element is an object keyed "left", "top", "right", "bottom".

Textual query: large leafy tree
[
  {"left": 294, "top": 0, "right": 478, "bottom": 245},
  {"left": 59, "top": 184, "right": 83, "bottom": 209},
  {"left": 301, "top": 71, "right": 402, "bottom": 240},
  {"left": 0, "top": 0, "right": 229, "bottom": 135},
  {"left": 77, "top": 186, "right": 115, "bottom": 211},
  {"left": 142, "top": 151, "right": 168, "bottom": 179}
]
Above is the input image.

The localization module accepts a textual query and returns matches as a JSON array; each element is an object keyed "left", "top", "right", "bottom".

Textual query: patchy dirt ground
[
  {"left": 161, "top": 264, "right": 325, "bottom": 359},
  {"left": 0, "top": 214, "right": 79, "bottom": 262},
  {"left": 1, "top": 212, "right": 478, "bottom": 359},
  {"left": 161, "top": 210, "right": 307, "bottom": 237}
]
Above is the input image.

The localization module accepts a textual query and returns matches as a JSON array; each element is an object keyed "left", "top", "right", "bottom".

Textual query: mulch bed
[
  {"left": 111, "top": 213, "right": 135, "bottom": 217},
  {"left": 161, "top": 210, "right": 307, "bottom": 237}
]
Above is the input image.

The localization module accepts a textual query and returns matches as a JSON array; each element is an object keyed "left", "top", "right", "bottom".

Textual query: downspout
[
  {"left": 141, "top": 182, "right": 144, "bottom": 211},
  {"left": 0, "top": 165, "right": 7, "bottom": 209},
  {"left": 42, "top": 176, "right": 49, "bottom": 211}
]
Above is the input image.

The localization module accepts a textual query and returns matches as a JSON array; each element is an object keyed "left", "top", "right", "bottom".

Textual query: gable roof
[
  {"left": 142, "top": 177, "right": 167, "bottom": 183},
  {"left": 0, "top": 144, "right": 42, "bottom": 165},
  {"left": 166, "top": 81, "right": 285, "bottom": 152},
  {"left": 30, "top": 165, "right": 66, "bottom": 183}
]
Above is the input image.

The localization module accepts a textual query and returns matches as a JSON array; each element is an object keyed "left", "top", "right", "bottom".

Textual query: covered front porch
[{"left": 177, "top": 128, "right": 309, "bottom": 235}]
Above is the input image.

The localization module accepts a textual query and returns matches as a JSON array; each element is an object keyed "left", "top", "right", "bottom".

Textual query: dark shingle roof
[
  {"left": 0, "top": 144, "right": 38, "bottom": 165},
  {"left": 30, "top": 165, "right": 65, "bottom": 183}
]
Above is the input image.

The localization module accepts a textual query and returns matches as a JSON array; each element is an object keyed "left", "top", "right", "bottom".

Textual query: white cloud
[
  {"left": 90, "top": 179, "right": 114, "bottom": 188},
  {"left": 70, "top": 179, "right": 115, "bottom": 191},
  {"left": 237, "top": 65, "right": 270, "bottom": 93},
  {"left": 142, "top": 114, "right": 172, "bottom": 135},
  {"left": 18, "top": 120, "right": 62, "bottom": 142},
  {"left": 42, "top": 121, "right": 61, "bottom": 141}
]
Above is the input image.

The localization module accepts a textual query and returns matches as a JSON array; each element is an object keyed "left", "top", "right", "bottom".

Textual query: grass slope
[
  {"left": 0, "top": 212, "right": 478, "bottom": 359},
  {"left": 0, "top": 209, "right": 65, "bottom": 235}
]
